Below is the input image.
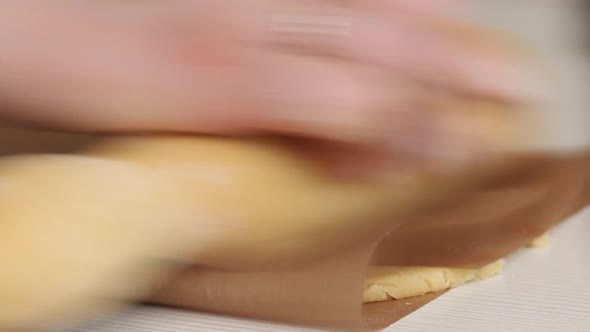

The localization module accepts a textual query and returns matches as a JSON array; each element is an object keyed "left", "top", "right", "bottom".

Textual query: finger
[
  {"left": 247, "top": 52, "right": 503, "bottom": 170},
  {"left": 262, "top": 4, "right": 543, "bottom": 103},
  {"left": 0, "top": 2, "right": 254, "bottom": 131},
  {"left": 354, "top": 0, "right": 464, "bottom": 17},
  {"left": 240, "top": 51, "right": 407, "bottom": 143}
]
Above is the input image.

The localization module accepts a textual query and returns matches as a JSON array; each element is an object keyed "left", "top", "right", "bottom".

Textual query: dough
[
  {"left": 363, "top": 260, "right": 505, "bottom": 303},
  {"left": 528, "top": 234, "right": 551, "bottom": 248},
  {"left": 364, "top": 232, "right": 553, "bottom": 303}
]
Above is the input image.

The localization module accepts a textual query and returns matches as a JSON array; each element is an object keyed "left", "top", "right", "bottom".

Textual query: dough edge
[{"left": 363, "top": 260, "right": 504, "bottom": 303}]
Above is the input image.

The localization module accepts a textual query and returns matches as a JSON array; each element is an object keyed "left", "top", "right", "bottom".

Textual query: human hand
[{"left": 0, "top": 0, "right": 541, "bottom": 168}]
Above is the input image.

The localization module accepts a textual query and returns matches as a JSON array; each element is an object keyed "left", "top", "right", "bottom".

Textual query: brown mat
[{"left": 152, "top": 154, "right": 590, "bottom": 331}]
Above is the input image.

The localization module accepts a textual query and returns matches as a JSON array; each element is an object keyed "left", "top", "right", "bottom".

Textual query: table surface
[{"left": 63, "top": 207, "right": 590, "bottom": 332}]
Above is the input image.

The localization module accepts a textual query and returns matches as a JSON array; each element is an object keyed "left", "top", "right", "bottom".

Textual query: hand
[{"left": 0, "top": 1, "right": 541, "bottom": 166}]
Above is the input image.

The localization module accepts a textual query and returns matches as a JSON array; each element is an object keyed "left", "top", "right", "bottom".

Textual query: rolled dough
[
  {"left": 363, "top": 260, "right": 505, "bottom": 303},
  {"left": 363, "top": 228, "right": 553, "bottom": 303}
]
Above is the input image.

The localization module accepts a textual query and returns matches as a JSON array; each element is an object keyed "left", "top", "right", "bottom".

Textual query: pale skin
[{"left": 0, "top": 0, "right": 541, "bottom": 167}]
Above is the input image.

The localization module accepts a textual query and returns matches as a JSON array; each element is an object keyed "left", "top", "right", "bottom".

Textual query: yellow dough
[
  {"left": 363, "top": 260, "right": 505, "bottom": 303},
  {"left": 363, "top": 234, "right": 553, "bottom": 304},
  {"left": 528, "top": 234, "right": 551, "bottom": 248}
]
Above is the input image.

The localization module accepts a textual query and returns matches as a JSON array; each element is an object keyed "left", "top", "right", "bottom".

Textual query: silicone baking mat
[{"left": 59, "top": 208, "right": 590, "bottom": 332}]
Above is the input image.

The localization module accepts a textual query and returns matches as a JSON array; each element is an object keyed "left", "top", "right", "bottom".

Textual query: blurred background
[{"left": 471, "top": 0, "right": 589, "bottom": 152}]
